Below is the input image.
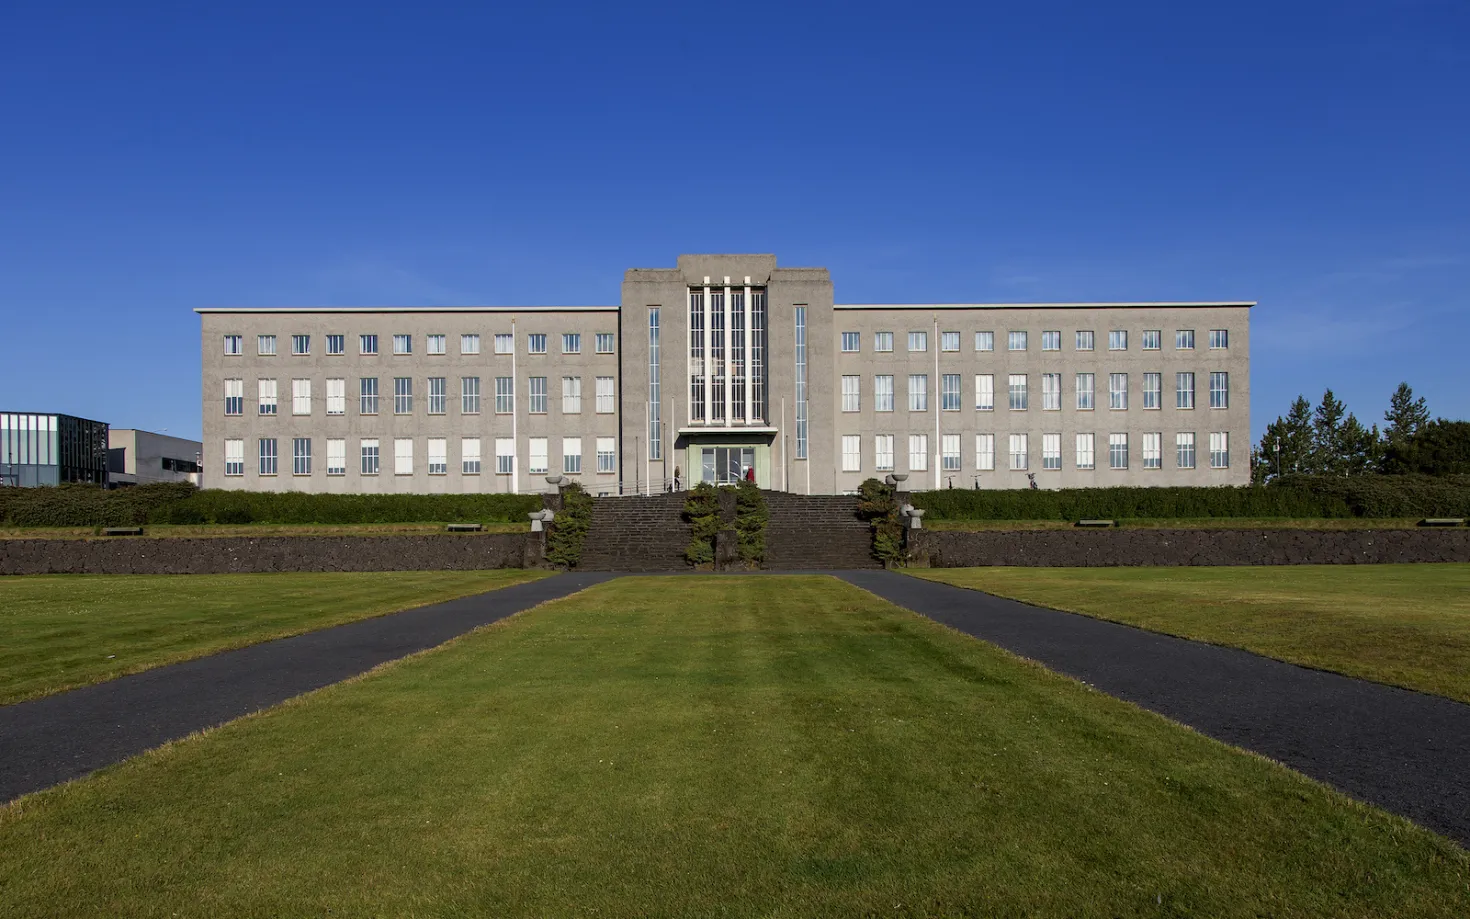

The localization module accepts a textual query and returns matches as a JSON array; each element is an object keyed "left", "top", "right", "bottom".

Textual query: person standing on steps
[
  {"left": 673, "top": 467, "right": 681, "bottom": 491},
  {"left": 745, "top": 465, "right": 755, "bottom": 485}
]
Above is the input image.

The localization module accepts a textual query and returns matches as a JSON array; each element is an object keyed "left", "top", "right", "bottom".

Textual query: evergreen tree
[
  {"left": 1382, "top": 382, "right": 1430, "bottom": 450},
  {"left": 1253, "top": 395, "right": 1313, "bottom": 483},
  {"left": 1310, "top": 389, "right": 1349, "bottom": 475}
]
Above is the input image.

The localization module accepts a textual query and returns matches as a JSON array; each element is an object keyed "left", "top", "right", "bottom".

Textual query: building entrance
[{"left": 700, "top": 446, "right": 755, "bottom": 485}]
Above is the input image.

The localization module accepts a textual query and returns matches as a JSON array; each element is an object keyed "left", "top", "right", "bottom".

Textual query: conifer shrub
[
  {"left": 683, "top": 482, "right": 720, "bottom": 566},
  {"left": 734, "top": 480, "right": 768, "bottom": 566},
  {"left": 545, "top": 483, "right": 593, "bottom": 568}
]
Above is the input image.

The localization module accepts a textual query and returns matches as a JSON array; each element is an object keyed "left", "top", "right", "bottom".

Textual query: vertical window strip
[{"left": 794, "top": 306, "right": 807, "bottom": 458}]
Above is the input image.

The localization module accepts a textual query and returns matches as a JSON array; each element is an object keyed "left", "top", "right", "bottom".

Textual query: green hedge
[
  {"left": 910, "top": 485, "right": 1352, "bottom": 521},
  {"left": 1272, "top": 475, "right": 1470, "bottom": 518},
  {"left": 0, "top": 484, "right": 540, "bottom": 527}
]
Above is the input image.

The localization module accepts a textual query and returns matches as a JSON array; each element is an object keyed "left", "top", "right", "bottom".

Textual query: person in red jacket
[{"left": 745, "top": 465, "right": 755, "bottom": 485}]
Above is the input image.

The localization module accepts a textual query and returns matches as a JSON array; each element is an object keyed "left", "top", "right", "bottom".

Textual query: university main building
[{"left": 199, "top": 254, "right": 1252, "bottom": 495}]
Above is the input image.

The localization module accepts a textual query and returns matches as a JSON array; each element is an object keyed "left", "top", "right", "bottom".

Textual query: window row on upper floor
[
  {"left": 223, "top": 375, "right": 617, "bottom": 417},
  {"left": 838, "top": 328, "right": 1231, "bottom": 354},
  {"left": 222, "top": 331, "right": 615, "bottom": 357},
  {"left": 838, "top": 371, "right": 1233, "bottom": 412},
  {"left": 842, "top": 431, "right": 1232, "bottom": 474}
]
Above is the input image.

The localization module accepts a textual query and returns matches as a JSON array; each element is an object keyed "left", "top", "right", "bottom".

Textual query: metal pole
[
  {"left": 511, "top": 317, "right": 518, "bottom": 494},
  {"left": 933, "top": 314, "right": 940, "bottom": 490}
]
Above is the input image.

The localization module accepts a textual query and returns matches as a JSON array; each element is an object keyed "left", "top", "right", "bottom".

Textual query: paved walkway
[
  {"left": 0, "top": 572, "right": 614, "bottom": 802},
  {"left": 839, "top": 570, "right": 1470, "bottom": 847}
]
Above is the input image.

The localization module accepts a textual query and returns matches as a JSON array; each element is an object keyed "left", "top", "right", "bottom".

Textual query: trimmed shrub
[
  {"left": 683, "top": 483, "right": 720, "bottom": 566},
  {"left": 1273, "top": 475, "right": 1470, "bottom": 518},
  {"left": 857, "top": 478, "right": 907, "bottom": 566},
  {"left": 910, "top": 485, "right": 1352, "bottom": 521},
  {"left": 734, "top": 480, "right": 768, "bottom": 565},
  {"left": 0, "top": 483, "right": 197, "bottom": 527},
  {"left": 545, "top": 483, "right": 593, "bottom": 568}
]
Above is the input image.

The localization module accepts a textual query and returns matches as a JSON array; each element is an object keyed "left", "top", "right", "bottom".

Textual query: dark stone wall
[
  {"left": 908, "top": 527, "right": 1470, "bottom": 568},
  {"left": 0, "top": 533, "right": 545, "bottom": 575}
]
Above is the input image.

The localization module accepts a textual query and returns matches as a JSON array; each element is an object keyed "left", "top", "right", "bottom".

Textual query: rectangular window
[
  {"left": 360, "top": 334, "right": 378, "bottom": 355},
  {"left": 942, "top": 374, "right": 961, "bottom": 411},
  {"left": 1210, "top": 372, "right": 1229, "bottom": 409},
  {"left": 1075, "top": 372, "right": 1094, "bottom": 410},
  {"left": 1176, "top": 329, "right": 1195, "bottom": 350},
  {"left": 841, "top": 331, "right": 860, "bottom": 352},
  {"left": 909, "top": 434, "right": 928, "bottom": 471},
  {"left": 562, "top": 333, "right": 581, "bottom": 354},
  {"left": 428, "top": 375, "right": 448, "bottom": 414},
  {"left": 495, "top": 377, "right": 514, "bottom": 413},
  {"left": 975, "top": 331, "right": 994, "bottom": 352},
  {"left": 1142, "top": 329, "right": 1161, "bottom": 351},
  {"left": 461, "top": 334, "right": 480, "bottom": 355},
  {"left": 562, "top": 376, "right": 582, "bottom": 414},
  {"left": 1143, "top": 372, "right": 1162, "bottom": 410},
  {"left": 324, "top": 334, "right": 343, "bottom": 355},
  {"left": 1209, "top": 329, "right": 1229, "bottom": 350},
  {"left": 495, "top": 438, "right": 514, "bottom": 475},
  {"left": 975, "top": 374, "right": 994, "bottom": 411},
  {"left": 908, "top": 374, "right": 928, "bottom": 412},
  {"left": 1008, "top": 374, "right": 1028, "bottom": 411},
  {"left": 843, "top": 434, "right": 862, "bottom": 472},
  {"left": 649, "top": 307, "right": 661, "bottom": 460},
  {"left": 326, "top": 378, "right": 345, "bottom": 415},
  {"left": 427, "top": 438, "right": 447, "bottom": 475},
  {"left": 795, "top": 306, "right": 808, "bottom": 459},
  {"left": 908, "top": 331, "right": 928, "bottom": 352},
  {"left": 462, "top": 437, "right": 482, "bottom": 474},
  {"left": 1008, "top": 330, "right": 1027, "bottom": 351},
  {"left": 494, "top": 333, "right": 514, "bottom": 355},
  {"left": 1009, "top": 433, "right": 1028, "bottom": 470},
  {"left": 529, "top": 376, "right": 547, "bottom": 414},
  {"left": 359, "top": 377, "right": 379, "bottom": 414},
  {"left": 1042, "top": 433, "right": 1061, "bottom": 470},
  {"left": 596, "top": 437, "right": 616, "bottom": 473},
  {"left": 941, "top": 331, "right": 960, "bottom": 352},
  {"left": 1041, "top": 331, "right": 1061, "bottom": 351},
  {"left": 596, "top": 332, "right": 615, "bottom": 354},
  {"left": 941, "top": 433, "right": 961, "bottom": 471},
  {"left": 1041, "top": 373, "right": 1061, "bottom": 411},
  {"left": 224, "top": 439, "right": 244, "bottom": 476},
  {"left": 461, "top": 376, "right": 481, "bottom": 414},
  {"left": 1108, "top": 330, "right": 1127, "bottom": 351},
  {"left": 842, "top": 375, "right": 860, "bottom": 412},
  {"left": 327, "top": 438, "right": 346, "bottom": 476},
  {"left": 1075, "top": 433, "right": 1095, "bottom": 470},
  {"left": 875, "top": 331, "right": 894, "bottom": 352},
  {"left": 360, "top": 439, "right": 380, "bottom": 475},
  {"left": 875, "top": 434, "right": 895, "bottom": 471},
  {"left": 292, "top": 379, "right": 311, "bottom": 415},
  {"left": 1143, "top": 432, "right": 1162, "bottom": 469},
  {"left": 976, "top": 433, "right": 995, "bottom": 471},
  {"left": 427, "top": 334, "right": 446, "bottom": 355},
  {"left": 394, "top": 377, "right": 413, "bottom": 414},
  {"left": 875, "top": 375, "right": 894, "bottom": 412},
  {"left": 394, "top": 438, "right": 413, "bottom": 475},
  {"left": 1109, "top": 373, "right": 1128, "bottom": 410},
  {"left": 596, "top": 376, "right": 615, "bottom": 414},
  {"left": 1211, "top": 432, "right": 1230, "bottom": 468},
  {"left": 528, "top": 333, "right": 547, "bottom": 354},
  {"left": 224, "top": 378, "right": 243, "bottom": 416},
  {"left": 258, "top": 378, "right": 277, "bottom": 415},
  {"left": 1075, "top": 330, "right": 1094, "bottom": 351},
  {"left": 292, "top": 437, "right": 312, "bottom": 475},
  {"left": 1109, "top": 433, "right": 1128, "bottom": 469},
  {"left": 258, "top": 334, "right": 276, "bottom": 356},
  {"left": 393, "top": 334, "right": 412, "bottom": 355},
  {"left": 562, "top": 437, "right": 582, "bottom": 475},
  {"left": 292, "top": 334, "right": 310, "bottom": 356},
  {"left": 224, "top": 334, "right": 242, "bottom": 355},
  {"left": 1177, "top": 372, "right": 1195, "bottom": 409},
  {"left": 1177, "top": 432, "right": 1196, "bottom": 469},
  {"left": 258, "top": 438, "right": 278, "bottom": 475}
]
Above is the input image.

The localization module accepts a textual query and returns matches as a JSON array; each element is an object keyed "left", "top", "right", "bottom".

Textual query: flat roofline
[
  {"left": 194, "top": 305, "right": 619, "bottom": 314},
  {"left": 835, "top": 301, "right": 1256, "bottom": 310}
]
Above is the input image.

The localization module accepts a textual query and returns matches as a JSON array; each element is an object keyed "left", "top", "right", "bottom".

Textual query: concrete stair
[
  {"left": 578, "top": 493, "right": 691, "bottom": 571},
  {"left": 762, "top": 492, "right": 881, "bottom": 570}
]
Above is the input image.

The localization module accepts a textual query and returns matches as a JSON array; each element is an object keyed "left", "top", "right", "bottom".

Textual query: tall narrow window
[
  {"left": 360, "top": 377, "right": 379, "bottom": 414},
  {"left": 427, "top": 334, "right": 446, "bottom": 355},
  {"left": 1177, "top": 432, "right": 1196, "bottom": 469},
  {"left": 427, "top": 438, "right": 447, "bottom": 475},
  {"left": 394, "top": 438, "right": 413, "bottom": 475},
  {"left": 224, "top": 379, "right": 243, "bottom": 416},
  {"left": 327, "top": 438, "right": 346, "bottom": 475},
  {"left": 875, "top": 375, "right": 894, "bottom": 412},
  {"left": 495, "top": 438, "right": 514, "bottom": 475},
  {"left": 224, "top": 439, "right": 244, "bottom": 476},
  {"left": 1042, "top": 373, "right": 1061, "bottom": 411},
  {"left": 495, "top": 376, "right": 514, "bottom": 414},
  {"left": 909, "top": 434, "right": 928, "bottom": 471},
  {"left": 462, "top": 437, "right": 482, "bottom": 474},
  {"left": 596, "top": 376, "right": 615, "bottom": 414},
  {"left": 1143, "top": 373, "right": 1161, "bottom": 410},
  {"left": 795, "top": 306, "right": 807, "bottom": 458},
  {"left": 1109, "top": 433, "right": 1128, "bottom": 469},
  {"left": 1177, "top": 372, "right": 1195, "bottom": 409},
  {"left": 843, "top": 435, "right": 862, "bottom": 472},
  {"left": 1109, "top": 373, "right": 1128, "bottom": 410},
  {"left": 292, "top": 379, "right": 311, "bottom": 415},
  {"left": 908, "top": 374, "right": 928, "bottom": 412},
  {"left": 730, "top": 288, "right": 745, "bottom": 422},
  {"left": 292, "top": 437, "right": 312, "bottom": 475},
  {"left": 1042, "top": 433, "right": 1061, "bottom": 470},
  {"left": 596, "top": 437, "right": 616, "bottom": 473},
  {"left": 529, "top": 438, "right": 548, "bottom": 474},
  {"left": 1076, "top": 373, "right": 1095, "bottom": 410},
  {"left": 1008, "top": 374, "right": 1028, "bottom": 411},
  {"left": 689, "top": 289, "right": 705, "bottom": 423},
  {"left": 1143, "top": 432, "right": 1162, "bottom": 469},
  {"left": 326, "top": 378, "right": 345, "bottom": 415},
  {"left": 562, "top": 437, "right": 582, "bottom": 474},
  {"left": 562, "top": 376, "right": 582, "bottom": 414},
  {"left": 842, "top": 376, "right": 860, "bottom": 412},
  {"left": 427, "top": 377, "right": 447, "bottom": 414},
  {"left": 1076, "top": 433, "right": 1095, "bottom": 470},
  {"left": 976, "top": 433, "right": 995, "bottom": 471},
  {"left": 1210, "top": 372, "right": 1230, "bottom": 409},
  {"left": 394, "top": 377, "right": 413, "bottom": 414},
  {"left": 941, "top": 434, "right": 961, "bottom": 471},
  {"left": 942, "top": 374, "right": 961, "bottom": 411},
  {"left": 258, "top": 438, "right": 278, "bottom": 475},
  {"left": 258, "top": 379, "right": 277, "bottom": 415},
  {"left": 1008, "top": 434, "right": 1028, "bottom": 470},
  {"left": 649, "top": 308, "right": 661, "bottom": 459},
  {"left": 975, "top": 374, "right": 994, "bottom": 411},
  {"left": 360, "top": 439, "right": 380, "bottom": 475},
  {"left": 875, "top": 434, "right": 894, "bottom": 471},
  {"left": 529, "top": 376, "right": 547, "bottom": 414},
  {"left": 1210, "top": 432, "right": 1230, "bottom": 468},
  {"left": 752, "top": 289, "right": 767, "bottom": 423},
  {"left": 461, "top": 376, "right": 481, "bottom": 414}
]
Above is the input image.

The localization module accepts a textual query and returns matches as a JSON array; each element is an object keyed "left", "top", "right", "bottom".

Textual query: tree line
[{"left": 1252, "top": 383, "right": 1470, "bottom": 483}]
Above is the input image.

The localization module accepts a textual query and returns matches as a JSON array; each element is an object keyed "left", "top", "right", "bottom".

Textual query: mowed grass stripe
[
  {"left": 909, "top": 564, "right": 1470, "bottom": 703},
  {"left": 0, "top": 570, "right": 546, "bottom": 704},
  {"left": 1, "top": 576, "right": 1466, "bottom": 918}
]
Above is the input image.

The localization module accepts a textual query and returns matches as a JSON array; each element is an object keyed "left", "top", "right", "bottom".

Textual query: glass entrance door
[{"left": 701, "top": 447, "right": 754, "bottom": 485}]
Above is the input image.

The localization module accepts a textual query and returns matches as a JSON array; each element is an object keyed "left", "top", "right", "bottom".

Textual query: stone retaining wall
[
  {"left": 0, "top": 533, "right": 544, "bottom": 575},
  {"left": 908, "top": 527, "right": 1470, "bottom": 568}
]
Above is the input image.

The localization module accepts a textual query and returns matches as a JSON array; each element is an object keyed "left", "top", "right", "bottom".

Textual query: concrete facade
[
  {"left": 107, "top": 429, "right": 204, "bottom": 487},
  {"left": 199, "top": 254, "right": 1252, "bottom": 495}
]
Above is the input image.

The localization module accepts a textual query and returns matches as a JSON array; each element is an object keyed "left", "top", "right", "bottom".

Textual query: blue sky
[{"left": 2, "top": 1, "right": 1466, "bottom": 443}]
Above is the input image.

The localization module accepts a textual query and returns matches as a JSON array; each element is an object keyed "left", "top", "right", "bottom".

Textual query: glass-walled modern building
[{"left": 0, "top": 413, "right": 110, "bottom": 487}]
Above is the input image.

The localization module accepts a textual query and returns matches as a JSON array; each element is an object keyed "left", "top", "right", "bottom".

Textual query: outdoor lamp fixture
[
  {"left": 884, "top": 473, "right": 909, "bottom": 490},
  {"left": 528, "top": 509, "right": 556, "bottom": 532},
  {"left": 545, "top": 475, "right": 569, "bottom": 487}
]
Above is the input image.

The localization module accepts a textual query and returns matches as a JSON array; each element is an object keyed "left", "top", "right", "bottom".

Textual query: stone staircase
[
  {"left": 578, "top": 493, "right": 691, "bottom": 571},
  {"left": 763, "top": 492, "right": 880, "bottom": 570}
]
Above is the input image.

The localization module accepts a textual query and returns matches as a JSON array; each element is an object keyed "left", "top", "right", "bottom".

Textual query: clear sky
[{"left": 2, "top": 1, "right": 1466, "bottom": 443}]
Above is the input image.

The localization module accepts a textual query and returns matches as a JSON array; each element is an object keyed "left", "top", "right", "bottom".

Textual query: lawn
[
  {"left": 0, "top": 570, "right": 545, "bottom": 704},
  {"left": 909, "top": 564, "right": 1470, "bottom": 703},
  {"left": 2, "top": 576, "right": 1465, "bottom": 917}
]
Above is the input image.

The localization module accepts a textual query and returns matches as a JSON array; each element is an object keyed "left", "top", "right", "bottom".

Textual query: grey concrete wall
[{"left": 107, "top": 429, "right": 203, "bottom": 486}]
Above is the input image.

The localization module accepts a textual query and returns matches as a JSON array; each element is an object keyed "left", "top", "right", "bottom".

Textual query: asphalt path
[
  {"left": 0, "top": 571, "right": 614, "bottom": 802},
  {"left": 839, "top": 569, "right": 1470, "bottom": 848}
]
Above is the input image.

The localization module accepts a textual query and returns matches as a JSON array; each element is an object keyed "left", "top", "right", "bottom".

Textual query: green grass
[
  {"left": 909, "top": 564, "right": 1470, "bottom": 703},
  {"left": 0, "top": 521, "right": 527, "bottom": 538},
  {"left": 2, "top": 576, "right": 1466, "bottom": 917},
  {"left": 0, "top": 570, "right": 545, "bottom": 704},
  {"left": 924, "top": 517, "right": 1430, "bottom": 531}
]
